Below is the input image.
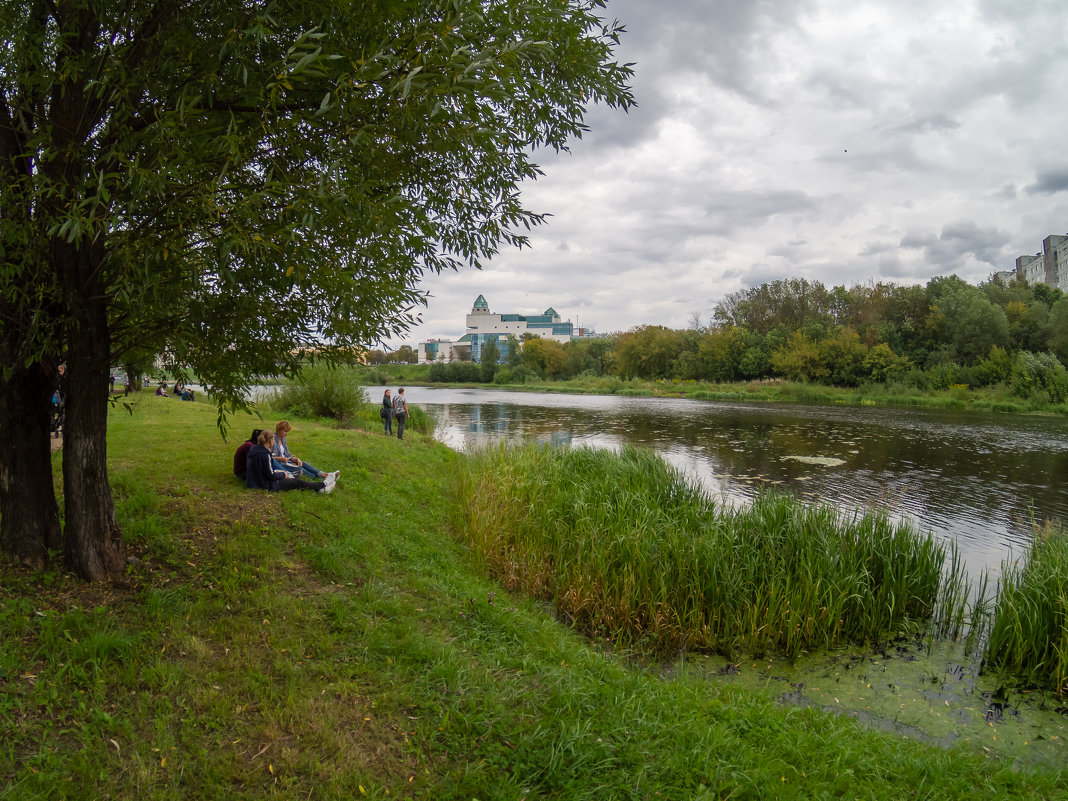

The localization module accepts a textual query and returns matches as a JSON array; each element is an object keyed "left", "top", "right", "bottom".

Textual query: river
[{"left": 409, "top": 386, "right": 1068, "bottom": 582}]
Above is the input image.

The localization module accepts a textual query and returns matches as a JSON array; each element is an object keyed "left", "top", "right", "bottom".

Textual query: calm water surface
[{"left": 410, "top": 386, "right": 1068, "bottom": 581}]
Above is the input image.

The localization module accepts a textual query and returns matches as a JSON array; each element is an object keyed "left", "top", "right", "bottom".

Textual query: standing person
[
  {"left": 51, "top": 363, "right": 67, "bottom": 437},
  {"left": 247, "top": 429, "right": 335, "bottom": 493},
  {"left": 272, "top": 420, "right": 339, "bottom": 482},
  {"left": 381, "top": 388, "right": 393, "bottom": 435},
  {"left": 391, "top": 387, "right": 409, "bottom": 440}
]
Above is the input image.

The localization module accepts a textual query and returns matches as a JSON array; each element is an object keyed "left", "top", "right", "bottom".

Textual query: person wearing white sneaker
[
  {"left": 246, "top": 430, "right": 330, "bottom": 494},
  {"left": 271, "top": 421, "right": 339, "bottom": 482}
]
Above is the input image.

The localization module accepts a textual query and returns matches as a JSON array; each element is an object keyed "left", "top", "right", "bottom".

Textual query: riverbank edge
[
  {"left": 357, "top": 370, "right": 1068, "bottom": 417},
  {"left": 3, "top": 397, "right": 1064, "bottom": 799}
]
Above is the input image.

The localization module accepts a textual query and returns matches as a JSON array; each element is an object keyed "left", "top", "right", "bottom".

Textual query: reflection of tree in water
[{"left": 426, "top": 393, "right": 1068, "bottom": 573}]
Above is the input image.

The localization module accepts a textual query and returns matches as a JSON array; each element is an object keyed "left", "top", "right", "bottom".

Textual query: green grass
[
  {"left": 454, "top": 443, "right": 968, "bottom": 659},
  {"left": 0, "top": 397, "right": 1065, "bottom": 799},
  {"left": 985, "top": 522, "right": 1068, "bottom": 697}
]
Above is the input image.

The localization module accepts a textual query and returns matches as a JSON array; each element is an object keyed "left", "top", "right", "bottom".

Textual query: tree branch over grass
[{"left": 0, "top": 0, "right": 634, "bottom": 579}]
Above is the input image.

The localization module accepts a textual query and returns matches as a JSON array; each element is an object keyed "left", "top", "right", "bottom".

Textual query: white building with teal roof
[{"left": 418, "top": 295, "right": 592, "bottom": 364}]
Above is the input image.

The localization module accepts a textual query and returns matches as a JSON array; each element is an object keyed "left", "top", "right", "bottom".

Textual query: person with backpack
[{"left": 391, "top": 387, "right": 409, "bottom": 440}]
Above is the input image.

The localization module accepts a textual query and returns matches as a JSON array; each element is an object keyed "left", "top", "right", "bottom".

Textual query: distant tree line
[
  {"left": 365, "top": 345, "right": 419, "bottom": 365},
  {"left": 436, "top": 276, "right": 1068, "bottom": 404}
]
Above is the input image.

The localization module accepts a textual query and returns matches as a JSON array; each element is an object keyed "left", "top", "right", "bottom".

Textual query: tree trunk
[
  {"left": 62, "top": 283, "right": 124, "bottom": 581},
  {"left": 0, "top": 363, "right": 62, "bottom": 567},
  {"left": 124, "top": 365, "right": 143, "bottom": 393}
]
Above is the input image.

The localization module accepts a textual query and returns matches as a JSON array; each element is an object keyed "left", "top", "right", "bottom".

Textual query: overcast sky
[{"left": 394, "top": 0, "right": 1068, "bottom": 346}]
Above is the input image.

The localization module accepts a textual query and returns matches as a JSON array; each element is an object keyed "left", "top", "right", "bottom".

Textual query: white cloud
[{"left": 393, "top": 0, "right": 1068, "bottom": 347}]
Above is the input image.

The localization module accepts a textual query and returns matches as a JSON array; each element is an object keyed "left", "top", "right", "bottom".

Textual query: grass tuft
[{"left": 984, "top": 522, "right": 1068, "bottom": 697}]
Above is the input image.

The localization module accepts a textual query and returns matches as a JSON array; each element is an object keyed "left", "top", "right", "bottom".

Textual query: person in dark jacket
[
  {"left": 381, "top": 389, "right": 393, "bottom": 435},
  {"left": 246, "top": 430, "right": 335, "bottom": 493},
  {"left": 232, "top": 429, "right": 262, "bottom": 482}
]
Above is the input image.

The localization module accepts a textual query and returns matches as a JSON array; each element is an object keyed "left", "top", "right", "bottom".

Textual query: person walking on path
[
  {"left": 381, "top": 389, "right": 393, "bottom": 435},
  {"left": 391, "top": 387, "right": 409, "bottom": 440}
]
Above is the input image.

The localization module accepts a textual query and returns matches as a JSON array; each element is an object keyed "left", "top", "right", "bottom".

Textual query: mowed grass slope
[{"left": 0, "top": 396, "right": 1063, "bottom": 799}]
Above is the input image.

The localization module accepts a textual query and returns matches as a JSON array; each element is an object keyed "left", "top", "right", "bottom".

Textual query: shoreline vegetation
[
  {"left": 353, "top": 364, "right": 1068, "bottom": 416},
  {"left": 3, "top": 396, "right": 1067, "bottom": 798},
  {"left": 456, "top": 444, "right": 968, "bottom": 659}
]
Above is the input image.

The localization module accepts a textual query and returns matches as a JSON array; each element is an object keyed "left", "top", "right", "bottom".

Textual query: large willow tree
[{"left": 0, "top": 0, "right": 633, "bottom": 579}]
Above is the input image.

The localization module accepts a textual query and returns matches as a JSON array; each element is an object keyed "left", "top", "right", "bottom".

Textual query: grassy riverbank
[{"left": 2, "top": 397, "right": 1066, "bottom": 799}]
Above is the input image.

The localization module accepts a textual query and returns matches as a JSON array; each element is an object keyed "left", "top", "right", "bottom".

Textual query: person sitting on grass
[
  {"left": 271, "top": 420, "right": 339, "bottom": 483},
  {"left": 246, "top": 429, "right": 336, "bottom": 493},
  {"left": 232, "top": 429, "right": 262, "bottom": 483}
]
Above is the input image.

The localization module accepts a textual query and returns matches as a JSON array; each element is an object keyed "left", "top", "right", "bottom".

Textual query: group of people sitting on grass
[
  {"left": 154, "top": 381, "right": 195, "bottom": 400},
  {"left": 232, "top": 420, "right": 340, "bottom": 494}
]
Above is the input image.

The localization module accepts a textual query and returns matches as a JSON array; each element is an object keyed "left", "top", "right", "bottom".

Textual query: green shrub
[
  {"left": 927, "top": 362, "right": 964, "bottom": 391},
  {"left": 363, "top": 367, "right": 389, "bottom": 385},
  {"left": 974, "top": 345, "right": 1013, "bottom": 387},
  {"left": 1011, "top": 351, "right": 1068, "bottom": 404},
  {"left": 494, "top": 365, "right": 537, "bottom": 385},
  {"left": 273, "top": 362, "right": 366, "bottom": 422},
  {"left": 429, "top": 361, "right": 482, "bottom": 383}
]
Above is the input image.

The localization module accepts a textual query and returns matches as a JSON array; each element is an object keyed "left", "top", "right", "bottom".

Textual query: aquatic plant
[
  {"left": 984, "top": 522, "right": 1068, "bottom": 697},
  {"left": 455, "top": 443, "right": 968, "bottom": 659}
]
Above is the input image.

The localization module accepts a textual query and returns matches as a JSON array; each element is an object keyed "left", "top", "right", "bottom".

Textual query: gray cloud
[
  {"left": 893, "top": 114, "right": 961, "bottom": 135},
  {"left": 900, "top": 221, "right": 1013, "bottom": 270},
  {"left": 1026, "top": 167, "right": 1068, "bottom": 196}
]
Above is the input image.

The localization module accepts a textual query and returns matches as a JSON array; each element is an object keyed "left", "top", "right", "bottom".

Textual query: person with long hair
[
  {"left": 271, "top": 420, "right": 339, "bottom": 482},
  {"left": 247, "top": 429, "right": 335, "bottom": 493}
]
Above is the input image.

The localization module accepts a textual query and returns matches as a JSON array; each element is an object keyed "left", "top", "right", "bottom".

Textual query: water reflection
[{"left": 412, "top": 387, "right": 1068, "bottom": 580}]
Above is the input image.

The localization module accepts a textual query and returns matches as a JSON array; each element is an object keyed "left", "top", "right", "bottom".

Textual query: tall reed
[
  {"left": 984, "top": 522, "right": 1068, "bottom": 697},
  {"left": 455, "top": 443, "right": 967, "bottom": 659}
]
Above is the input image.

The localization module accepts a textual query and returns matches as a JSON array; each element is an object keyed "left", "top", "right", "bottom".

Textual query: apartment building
[{"left": 1010, "top": 233, "right": 1068, "bottom": 292}]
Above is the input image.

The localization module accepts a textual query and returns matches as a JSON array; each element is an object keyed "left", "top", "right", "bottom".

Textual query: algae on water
[{"left": 782, "top": 455, "right": 846, "bottom": 467}]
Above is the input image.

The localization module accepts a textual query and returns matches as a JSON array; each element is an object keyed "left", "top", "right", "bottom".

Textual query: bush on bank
[
  {"left": 269, "top": 362, "right": 368, "bottom": 421},
  {"left": 267, "top": 363, "right": 434, "bottom": 435}
]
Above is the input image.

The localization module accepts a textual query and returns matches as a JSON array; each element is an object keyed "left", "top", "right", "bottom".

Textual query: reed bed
[
  {"left": 984, "top": 522, "right": 1068, "bottom": 697},
  {"left": 455, "top": 443, "right": 968, "bottom": 659}
]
